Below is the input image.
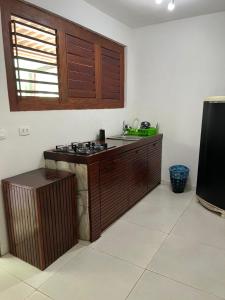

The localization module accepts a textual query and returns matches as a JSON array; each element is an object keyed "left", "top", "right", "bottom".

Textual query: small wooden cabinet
[{"left": 2, "top": 168, "right": 77, "bottom": 270}]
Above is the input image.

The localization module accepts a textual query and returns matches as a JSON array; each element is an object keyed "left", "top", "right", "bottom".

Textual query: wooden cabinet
[
  {"left": 128, "top": 146, "right": 148, "bottom": 207},
  {"left": 2, "top": 168, "right": 77, "bottom": 270},
  {"left": 147, "top": 139, "right": 162, "bottom": 192},
  {"left": 99, "top": 140, "right": 162, "bottom": 231},
  {"left": 44, "top": 134, "right": 163, "bottom": 242},
  {"left": 100, "top": 154, "right": 129, "bottom": 230}
]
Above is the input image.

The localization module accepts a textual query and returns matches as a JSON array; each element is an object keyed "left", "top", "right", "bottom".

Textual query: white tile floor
[{"left": 0, "top": 184, "right": 225, "bottom": 300}]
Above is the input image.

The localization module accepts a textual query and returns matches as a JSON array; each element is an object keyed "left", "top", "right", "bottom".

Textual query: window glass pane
[
  {"left": 19, "top": 82, "right": 59, "bottom": 92},
  {"left": 19, "top": 92, "right": 58, "bottom": 98},
  {"left": 11, "top": 15, "right": 59, "bottom": 98},
  {"left": 14, "top": 59, "right": 58, "bottom": 73},
  {"left": 16, "top": 71, "right": 58, "bottom": 83},
  {"left": 14, "top": 48, "right": 57, "bottom": 65}
]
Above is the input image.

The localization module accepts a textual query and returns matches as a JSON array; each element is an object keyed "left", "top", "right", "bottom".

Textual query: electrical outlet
[
  {"left": 19, "top": 126, "right": 31, "bottom": 136},
  {"left": 0, "top": 128, "right": 7, "bottom": 140}
]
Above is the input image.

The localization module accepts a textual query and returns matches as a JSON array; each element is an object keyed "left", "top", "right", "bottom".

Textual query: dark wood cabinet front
[
  {"left": 2, "top": 168, "right": 78, "bottom": 270},
  {"left": 128, "top": 146, "right": 148, "bottom": 207},
  {"left": 100, "top": 154, "right": 129, "bottom": 230},
  {"left": 44, "top": 134, "right": 163, "bottom": 242},
  {"left": 147, "top": 139, "right": 162, "bottom": 191},
  {"left": 99, "top": 141, "right": 161, "bottom": 231}
]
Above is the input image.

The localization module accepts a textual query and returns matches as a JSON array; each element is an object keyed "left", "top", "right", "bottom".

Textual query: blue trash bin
[{"left": 169, "top": 165, "right": 189, "bottom": 193}]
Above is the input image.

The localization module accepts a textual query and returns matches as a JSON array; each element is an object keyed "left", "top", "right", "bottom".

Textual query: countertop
[{"left": 44, "top": 134, "right": 163, "bottom": 165}]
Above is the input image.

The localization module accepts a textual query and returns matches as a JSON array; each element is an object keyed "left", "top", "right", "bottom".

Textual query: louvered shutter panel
[
  {"left": 101, "top": 47, "right": 122, "bottom": 101},
  {"left": 66, "top": 34, "right": 96, "bottom": 99}
]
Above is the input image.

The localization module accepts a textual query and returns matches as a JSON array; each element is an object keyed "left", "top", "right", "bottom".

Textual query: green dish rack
[{"left": 126, "top": 127, "right": 158, "bottom": 137}]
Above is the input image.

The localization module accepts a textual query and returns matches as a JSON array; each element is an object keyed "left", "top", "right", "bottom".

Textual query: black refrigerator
[{"left": 196, "top": 97, "right": 225, "bottom": 216}]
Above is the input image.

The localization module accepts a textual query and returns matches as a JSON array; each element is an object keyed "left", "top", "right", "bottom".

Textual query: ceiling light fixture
[
  {"left": 155, "top": 0, "right": 163, "bottom": 4},
  {"left": 168, "top": 0, "right": 175, "bottom": 11}
]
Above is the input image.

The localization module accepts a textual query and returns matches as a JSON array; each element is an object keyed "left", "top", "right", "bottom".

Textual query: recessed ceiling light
[
  {"left": 168, "top": 0, "right": 175, "bottom": 11},
  {"left": 155, "top": 0, "right": 163, "bottom": 4}
]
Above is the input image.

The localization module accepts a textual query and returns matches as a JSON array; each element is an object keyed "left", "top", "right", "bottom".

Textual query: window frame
[{"left": 1, "top": 0, "right": 125, "bottom": 111}]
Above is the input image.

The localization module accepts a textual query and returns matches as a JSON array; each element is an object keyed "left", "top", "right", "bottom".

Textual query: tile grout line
[
  {"left": 120, "top": 218, "right": 169, "bottom": 235},
  {"left": 36, "top": 246, "right": 91, "bottom": 291},
  {"left": 168, "top": 195, "right": 225, "bottom": 253},
  {"left": 139, "top": 193, "right": 196, "bottom": 270},
  {"left": 124, "top": 269, "right": 146, "bottom": 300},
  {"left": 167, "top": 192, "right": 196, "bottom": 235},
  {"left": 87, "top": 246, "right": 146, "bottom": 270},
  {"left": 0, "top": 243, "right": 90, "bottom": 293},
  {"left": 24, "top": 289, "right": 54, "bottom": 300},
  {"left": 148, "top": 269, "right": 225, "bottom": 300}
]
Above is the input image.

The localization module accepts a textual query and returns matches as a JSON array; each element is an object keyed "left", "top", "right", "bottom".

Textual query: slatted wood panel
[
  {"left": 100, "top": 154, "right": 129, "bottom": 230},
  {"left": 2, "top": 183, "right": 41, "bottom": 267},
  {"left": 127, "top": 146, "right": 148, "bottom": 207},
  {"left": 2, "top": 169, "right": 77, "bottom": 270},
  {"left": 37, "top": 177, "right": 77, "bottom": 268},
  {"left": 147, "top": 140, "right": 162, "bottom": 192},
  {"left": 88, "top": 162, "right": 101, "bottom": 242},
  {"left": 101, "top": 47, "right": 121, "bottom": 100},
  {"left": 66, "top": 34, "right": 96, "bottom": 99}
]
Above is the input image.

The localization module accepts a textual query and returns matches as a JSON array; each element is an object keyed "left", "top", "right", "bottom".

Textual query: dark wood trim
[
  {"left": 1, "top": 0, "right": 125, "bottom": 111},
  {"left": 2, "top": 168, "right": 78, "bottom": 270}
]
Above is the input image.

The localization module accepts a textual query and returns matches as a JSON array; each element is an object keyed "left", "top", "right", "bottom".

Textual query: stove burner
[{"left": 54, "top": 142, "right": 109, "bottom": 156}]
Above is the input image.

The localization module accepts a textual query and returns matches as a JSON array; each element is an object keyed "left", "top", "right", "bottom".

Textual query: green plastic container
[{"left": 126, "top": 127, "right": 158, "bottom": 137}]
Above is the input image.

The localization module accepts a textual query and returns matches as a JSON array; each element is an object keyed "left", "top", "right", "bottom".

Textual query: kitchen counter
[
  {"left": 44, "top": 134, "right": 163, "bottom": 242},
  {"left": 44, "top": 134, "right": 163, "bottom": 164}
]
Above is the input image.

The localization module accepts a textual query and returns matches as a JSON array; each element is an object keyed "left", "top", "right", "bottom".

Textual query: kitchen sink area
[{"left": 108, "top": 135, "right": 145, "bottom": 141}]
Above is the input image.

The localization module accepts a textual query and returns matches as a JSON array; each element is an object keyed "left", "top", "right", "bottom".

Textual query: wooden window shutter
[
  {"left": 100, "top": 44, "right": 124, "bottom": 106},
  {"left": 1, "top": 0, "right": 125, "bottom": 110},
  {"left": 65, "top": 34, "right": 96, "bottom": 99}
]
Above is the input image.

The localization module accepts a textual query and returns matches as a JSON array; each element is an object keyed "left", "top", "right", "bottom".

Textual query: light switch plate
[
  {"left": 0, "top": 128, "right": 7, "bottom": 140},
  {"left": 19, "top": 126, "right": 31, "bottom": 136}
]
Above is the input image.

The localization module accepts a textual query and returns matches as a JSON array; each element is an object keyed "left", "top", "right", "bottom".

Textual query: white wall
[
  {"left": 133, "top": 12, "right": 225, "bottom": 187},
  {"left": 1, "top": 1, "right": 225, "bottom": 255},
  {"left": 0, "top": 0, "right": 135, "bottom": 255}
]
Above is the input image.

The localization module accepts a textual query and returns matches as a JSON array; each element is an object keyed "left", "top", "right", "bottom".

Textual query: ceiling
[{"left": 83, "top": 0, "right": 225, "bottom": 28}]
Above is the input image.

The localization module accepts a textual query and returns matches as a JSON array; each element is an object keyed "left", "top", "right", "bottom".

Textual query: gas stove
[{"left": 54, "top": 141, "right": 111, "bottom": 156}]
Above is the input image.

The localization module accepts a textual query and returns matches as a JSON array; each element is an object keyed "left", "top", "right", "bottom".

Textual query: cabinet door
[
  {"left": 100, "top": 154, "right": 129, "bottom": 230},
  {"left": 128, "top": 146, "right": 148, "bottom": 207},
  {"left": 148, "top": 140, "right": 162, "bottom": 192}
]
